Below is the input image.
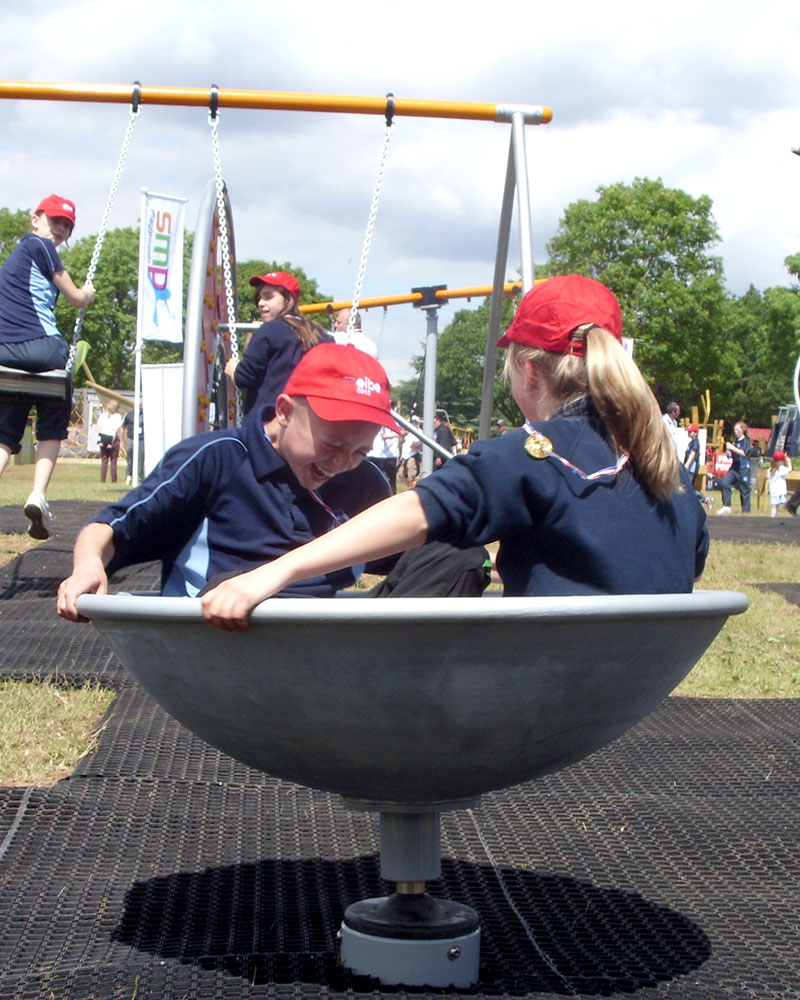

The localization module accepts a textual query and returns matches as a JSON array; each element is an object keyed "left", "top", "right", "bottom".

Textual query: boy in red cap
[
  {"left": 200, "top": 275, "right": 709, "bottom": 630},
  {"left": 225, "top": 270, "right": 332, "bottom": 417},
  {"left": 0, "top": 195, "right": 97, "bottom": 538},
  {"left": 58, "top": 345, "right": 403, "bottom": 619}
]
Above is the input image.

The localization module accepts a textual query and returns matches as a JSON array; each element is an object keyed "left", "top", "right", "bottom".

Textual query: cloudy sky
[{"left": 1, "top": 0, "right": 799, "bottom": 384}]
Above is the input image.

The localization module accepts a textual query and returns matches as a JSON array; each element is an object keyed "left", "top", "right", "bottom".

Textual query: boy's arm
[
  {"left": 57, "top": 523, "right": 116, "bottom": 622},
  {"left": 201, "top": 490, "right": 430, "bottom": 630},
  {"left": 52, "top": 269, "right": 96, "bottom": 309}
]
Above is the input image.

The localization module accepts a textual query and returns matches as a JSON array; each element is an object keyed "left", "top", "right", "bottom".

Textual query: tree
[
  {"left": 0, "top": 208, "right": 32, "bottom": 266},
  {"left": 398, "top": 294, "right": 522, "bottom": 428},
  {"left": 545, "top": 178, "right": 736, "bottom": 410}
]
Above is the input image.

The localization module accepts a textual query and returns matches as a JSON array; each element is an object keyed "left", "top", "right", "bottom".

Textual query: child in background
[
  {"left": 767, "top": 451, "right": 792, "bottom": 517},
  {"left": 225, "top": 271, "right": 331, "bottom": 417},
  {"left": 0, "top": 194, "right": 96, "bottom": 538}
]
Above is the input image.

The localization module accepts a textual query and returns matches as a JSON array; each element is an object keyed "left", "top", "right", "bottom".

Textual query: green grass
[
  {"left": 676, "top": 539, "right": 800, "bottom": 698},
  {"left": 0, "top": 456, "right": 129, "bottom": 505},
  {"left": 0, "top": 678, "right": 115, "bottom": 786}
]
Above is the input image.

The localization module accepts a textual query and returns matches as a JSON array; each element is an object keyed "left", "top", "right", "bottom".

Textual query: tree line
[
  {"left": 395, "top": 178, "right": 800, "bottom": 432},
  {"left": 2, "top": 175, "right": 799, "bottom": 431}
]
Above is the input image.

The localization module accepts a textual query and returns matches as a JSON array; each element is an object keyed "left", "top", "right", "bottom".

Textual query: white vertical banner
[
  {"left": 133, "top": 189, "right": 188, "bottom": 486},
  {"left": 137, "top": 189, "right": 188, "bottom": 344}
]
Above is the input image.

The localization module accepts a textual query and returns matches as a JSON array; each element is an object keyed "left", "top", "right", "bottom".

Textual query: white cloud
[{"left": 1, "top": 0, "right": 799, "bottom": 385}]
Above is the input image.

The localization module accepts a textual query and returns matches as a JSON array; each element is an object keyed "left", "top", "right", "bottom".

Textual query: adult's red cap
[
  {"left": 283, "top": 342, "right": 399, "bottom": 432},
  {"left": 36, "top": 194, "right": 76, "bottom": 228},
  {"left": 497, "top": 274, "right": 623, "bottom": 355},
  {"left": 249, "top": 271, "right": 301, "bottom": 301}
]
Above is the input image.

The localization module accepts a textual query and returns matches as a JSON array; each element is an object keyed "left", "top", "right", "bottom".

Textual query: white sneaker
[
  {"left": 23, "top": 492, "right": 53, "bottom": 539},
  {"left": 716, "top": 506, "right": 732, "bottom": 516}
]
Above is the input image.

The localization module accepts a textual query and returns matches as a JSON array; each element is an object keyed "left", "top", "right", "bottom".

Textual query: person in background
[
  {"left": 662, "top": 401, "right": 681, "bottom": 455},
  {"left": 717, "top": 421, "right": 751, "bottom": 515},
  {"left": 400, "top": 416, "right": 423, "bottom": 487},
  {"left": 683, "top": 424, "right": 700, "bottom": 485},
  {"left": 683, "top": 423, "right": 711, "bottom": 509},
  {"left": 96, "top": 399, "right": 123, "bottom": 483},
  {"left": 120, "top": 405, "right": 144, "bottom": 485},
  {"left": 332, "top": 308, "right": 379, "bottom": 358},
  {"left": 0, "top": 194, "right": 96, "bottom": 538},
  {"left": 226, "top": 271, "right": 331, "bottom": 417},
  {"left": 199, "top": 274, "right": 708, "bottom": 630},
  {"left": 433, "top": 414, "right": 456, "bottom": 468},
  {"left": 368, "top": 421, "right": 402, "bottom": 494},
  {"left": 767, "top": 450, "right": 792, "bottom": 517}
]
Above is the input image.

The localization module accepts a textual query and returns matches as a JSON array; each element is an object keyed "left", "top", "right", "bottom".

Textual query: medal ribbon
[
  {"left": 307, "top": 489, "right": 349, "bottom": 528},
  {"left": 523, "top": 422, "right": 630, "bottom": 481}
]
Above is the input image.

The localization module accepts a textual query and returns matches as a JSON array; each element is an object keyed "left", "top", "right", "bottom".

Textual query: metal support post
[
  {"left": 412, "top": 286, "right": 446, "bottom": 475},
  {"left": 479, "top": 134, "right": 517, "bottom": 440}
]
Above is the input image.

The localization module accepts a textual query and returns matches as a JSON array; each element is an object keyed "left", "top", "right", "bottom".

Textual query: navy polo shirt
[
  {"left": 93, "top": 407, "right": 390, "bottom": 597},
  {"left": 415, "top": 404, "right": 709, "bottom": 597},
  {"left": 729, "top": 435, "right": 751, "bottom": 473},
  {"left": 0, "top": 233, "right": 64, "bottom": 342},
  {"left": 235, "top": 318, "right": 334, "bottom": 415}
]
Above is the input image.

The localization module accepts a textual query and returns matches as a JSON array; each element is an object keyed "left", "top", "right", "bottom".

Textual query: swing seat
[
  {"left": 77, "top": 590, "right": 746, "bottom": 806},
  {"left": 0, "top": 365, "right": 71, "bottom": 402}
]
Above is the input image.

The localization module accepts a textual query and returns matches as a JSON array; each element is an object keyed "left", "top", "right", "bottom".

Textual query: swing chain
[
  {"left": 208, "top": 95, "right": 242, "bottom": 424},
  {"left": 347, "top": 95, "right": 394, "bottom": 338},
  {"left": 68, "top": 84, "right": 142, "bottom": 373}
]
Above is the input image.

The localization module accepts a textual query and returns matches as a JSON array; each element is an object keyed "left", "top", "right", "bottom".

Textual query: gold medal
[{"left": 524, "top": 431, "right": 553, "bottom": 459}]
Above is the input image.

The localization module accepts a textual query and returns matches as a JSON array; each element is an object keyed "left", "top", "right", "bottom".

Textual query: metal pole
[
  {"left": 479, "top": 135, "right": 518, "bottom": 440},
  {"left": 182, "top": 181, "right": 217, "bottom": 438},
  {"left": 421, "top": 307, "right": 441, "bottom": 476},
  {"left": 0, "top": 80, "right": 552, "bottom": 125},
  {"left": 391, "top": 409, "right": 451, "bottom": 462},
  {"left": 511, "top": 110, "right": 535, "bottom": 292}
]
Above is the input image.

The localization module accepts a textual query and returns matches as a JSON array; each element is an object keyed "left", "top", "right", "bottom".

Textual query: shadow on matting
[{"left": 0, "top": 501, "right": 798, "bottom": 999}]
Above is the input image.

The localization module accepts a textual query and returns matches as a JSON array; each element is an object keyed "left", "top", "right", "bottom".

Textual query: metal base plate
[{"left": 340, "top": 920, "right": 480, "bottom": 987}]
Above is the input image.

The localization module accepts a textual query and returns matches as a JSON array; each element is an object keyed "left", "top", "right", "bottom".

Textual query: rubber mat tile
[
  {"left": 465, "top": 787, "right": 799, "bottom": 997},
  {"left": 71, "top": 686, "right": 272, "bottom": 784}
]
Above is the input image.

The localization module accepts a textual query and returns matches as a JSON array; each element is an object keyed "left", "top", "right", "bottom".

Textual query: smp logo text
[{"left": 146, "top": 211, "right": 174, "bottom": 324}]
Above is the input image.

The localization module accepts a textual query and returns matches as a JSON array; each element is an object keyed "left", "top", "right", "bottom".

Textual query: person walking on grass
[{"left": 717, "top": 422, "right": 752, "bottom": 515}]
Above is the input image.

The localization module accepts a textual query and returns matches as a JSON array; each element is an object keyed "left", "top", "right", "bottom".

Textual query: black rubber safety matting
[{"left": 0, "top": 500, "right": 798, "bottom": 999}]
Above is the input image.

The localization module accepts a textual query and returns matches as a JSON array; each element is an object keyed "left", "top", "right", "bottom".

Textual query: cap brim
[{"left": 306, "top": 396, "right": 400, "bottom": 433}]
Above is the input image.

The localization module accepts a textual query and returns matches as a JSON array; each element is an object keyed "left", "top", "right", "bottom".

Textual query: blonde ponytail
[{"left": 506, "top": 329, "right": 681, "bottom": 500}]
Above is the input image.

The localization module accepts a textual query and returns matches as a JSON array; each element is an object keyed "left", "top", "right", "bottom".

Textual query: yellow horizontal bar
[
  {"left": 299, "top": 282, "right": 524, "bottom": 315},
  {"left": 0, "top": 80, "right": 552, "bottom": 124}
]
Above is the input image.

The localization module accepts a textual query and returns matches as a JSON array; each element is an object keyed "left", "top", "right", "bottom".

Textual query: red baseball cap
[
  {"left": 497, "top": 275, "right": 623, "bottom": 355},
  {"left": 36, "top": 194, "right": 76, "bottom": 228},
  {"left": 688, "top": 424, "right": 699, "bottom": 433},
  {"left": 249, "top": 271, "right": 301, "bottom": 300},
  {"left": 773, "top": 450, "right": 787, "bottom": 461},
  {"left": 283, "top": 343, "right": 400, "bottom": 431}
]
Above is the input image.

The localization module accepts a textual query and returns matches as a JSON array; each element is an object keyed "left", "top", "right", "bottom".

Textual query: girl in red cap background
[
  {"left": 0, "top": 194, "right": 97, "bottom": 539},
  {"left": 224, "top": 270, "right": 331, "bottom": 417},
  {"left": 201, "top": 275, "right": 709, "bottom": 630},
  {"left": 767, "top": 451, "right": 792, "bottom": 517}
]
